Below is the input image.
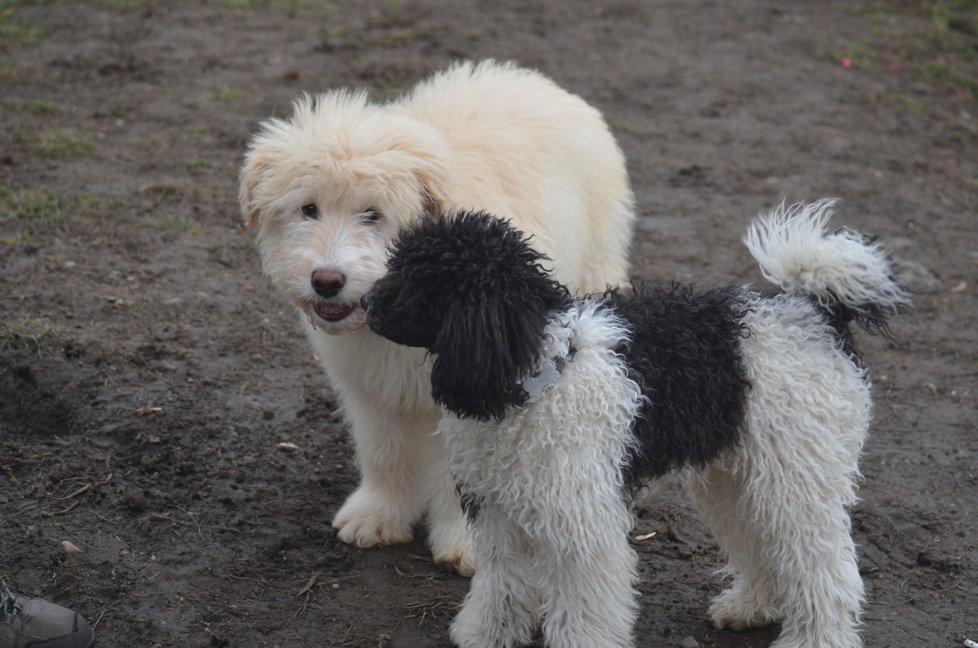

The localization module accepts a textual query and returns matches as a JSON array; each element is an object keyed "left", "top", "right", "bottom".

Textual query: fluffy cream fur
[{"left": 238, "top": 60, "right": 635, "bottom": 573}]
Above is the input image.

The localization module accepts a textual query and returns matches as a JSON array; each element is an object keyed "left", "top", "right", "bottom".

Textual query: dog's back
[
  {"left": 613, "top": 200, "right": 909, "bottom": 486},
  {"left": 396, "top": 60, "right": 635, "bottom": 292}
]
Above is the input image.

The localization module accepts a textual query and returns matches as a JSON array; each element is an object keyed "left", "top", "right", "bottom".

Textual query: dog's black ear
[
  {"left": 393, "top": 210, "right": 569, "bottom": 420},
  {"left": 428, "top": 242, "right": 569, "bottom": 419},
  {"left": 430, "top": 298, "right": 540, "bottom": 421}
]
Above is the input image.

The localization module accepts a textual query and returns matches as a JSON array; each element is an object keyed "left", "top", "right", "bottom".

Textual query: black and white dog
[{"left": 363, "top": 201, "right": 909, "bottom": 648}]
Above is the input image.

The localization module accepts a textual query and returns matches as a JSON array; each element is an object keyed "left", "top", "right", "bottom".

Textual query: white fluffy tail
[{"left": 744, "top": 199, "right": 910, "bottom": 332}]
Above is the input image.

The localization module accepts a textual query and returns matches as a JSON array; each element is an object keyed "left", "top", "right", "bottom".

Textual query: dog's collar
[{"left": 520, "top": 348, "right": 575, "bottom": 401}]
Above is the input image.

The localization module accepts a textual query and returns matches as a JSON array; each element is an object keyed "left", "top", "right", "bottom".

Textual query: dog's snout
[{"left": 311, "top": 268, "right": 346, "bottom": 298}]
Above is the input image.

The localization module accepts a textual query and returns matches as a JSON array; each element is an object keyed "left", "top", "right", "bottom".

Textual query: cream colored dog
[{"left": 238, "top": 60, "right": 634, "bottom": 574}]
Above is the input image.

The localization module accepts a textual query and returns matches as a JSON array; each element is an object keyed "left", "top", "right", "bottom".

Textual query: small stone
[
  {"left": 680, "top": 636, "right": 700, "bottom": 648},
  {"left": 61, "top": 540, "right": 82, "bottom": 554}
]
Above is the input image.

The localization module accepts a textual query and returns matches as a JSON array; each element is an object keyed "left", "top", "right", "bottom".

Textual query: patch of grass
[
  {"left": 74, "top": 192, "right": 130, "bottom": 218},
  {"left": 605, "top": 116, "right": 640, "bottom": 135},
  {"left": 0, "top": 2, "right": 41, "bottom": 47},
  {"left": 214, "top": 85, "right": 242, "bottom": 102},
  {"left": 929, "top": 1, "right": 978, "bottom": 48},
  {"left": 362, "top": 28, "right": 416, "bottom": 49},
  {"left": 0, "top": 232, "right": 38, "bottom": 246},
  {"left": 0, "top": 184, "right": 63, "bottom": 223},
  {"left": 897, "top": 94, "right": 931, "bottom": 115},
  {"left": 142, "top": 217, "right": 203, "bottom": 236},
  {"left": 0, "top": 57, "right": 25, "bottom": 79},
  {"left": 0, "top": 317, "right": 59, "bottom": 355},
  {"left": 138, "top": 178, "right": 195, "bottom": 201},
  {"left": 924, "top": 58, "right": 978, "bottom": 96},
  {"left": 33, "top": 128, "right": 95, "bottom": 159},
  {"left": 5, "top": 97, "right": 58, "bottom": 115},
  {"left": 219, "top": 0, "right": 334, "bottom": 8},
  {"left": 322, "top": 25, "right": 347, "bottom": 39},
  {"left": 179, "top": 157, "right": 211, "bottom": 173},
  {"left": 379, "top": 0, "right": 404, "bottom": 19},
  {"left": 838, "top": 1, "right": 978, "bottom": 100},
  {"left": 94, "top": 0, "right": 144, "bottom": 9}
]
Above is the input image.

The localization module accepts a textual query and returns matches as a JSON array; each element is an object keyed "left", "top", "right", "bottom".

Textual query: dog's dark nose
[
  {"left": 311, "top": 268, "right": 346, "bottom": 298},
  {"left": 360, "top": 292, "right": 371, "bottom": 311}
]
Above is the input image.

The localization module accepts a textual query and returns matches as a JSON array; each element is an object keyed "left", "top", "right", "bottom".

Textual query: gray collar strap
[{"left": 520, "top": 350, "right": 573, "bottom": 401}]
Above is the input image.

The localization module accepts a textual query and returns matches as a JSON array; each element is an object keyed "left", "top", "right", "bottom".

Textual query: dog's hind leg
[
  {"left": 698, "top": 301, "right": 871, "bottom": 648},
  {"left": 701, "top": 406, "right": 867, "bottom": 648},
  {"left": 689, "top": 465, "right": 780, "bottom": 631},
  {"left": 450, "top": 502, "right": 539, "bottom": 648},
  {"left": 735, "top": 454, "right": 863, "bottom": 648}
]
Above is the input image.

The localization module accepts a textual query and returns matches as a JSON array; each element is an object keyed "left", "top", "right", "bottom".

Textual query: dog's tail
[{"left": 744, "top": 198, "right": 910, "bottom": 335}]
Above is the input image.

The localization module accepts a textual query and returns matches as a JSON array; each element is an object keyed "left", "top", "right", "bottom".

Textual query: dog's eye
[
  {"left": 301, "top": 203, "right": 319, "bottom": 219},
  {"left": 361, "top": 208, "right": 382, "bottom": 224}
]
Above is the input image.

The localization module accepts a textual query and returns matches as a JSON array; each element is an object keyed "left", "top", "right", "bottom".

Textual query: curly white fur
[
  {"left": 744, "top": 199, "right": 909, "bottom": 317},
  {"left": 447, "top": 300, "right": 875, "bottom": 648},
  {"left": 428, "top": 204, "right": 908, "bottom": 648},
  {"left": 445, "top": 304, "right": 642, "bottom": 648}
]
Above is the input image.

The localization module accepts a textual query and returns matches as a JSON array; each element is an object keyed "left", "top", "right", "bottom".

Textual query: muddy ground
[{"left": 1, "top": 1, "right": 976, "bottom": 647}]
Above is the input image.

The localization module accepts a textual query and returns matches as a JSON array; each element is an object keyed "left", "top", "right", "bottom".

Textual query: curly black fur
[
  {"left": 808, "top": 288, "right": 908, "bottom": 367},
  {"left": 605, "top": 283, "right": 752, "bottom": 483},
  {"left": 364, "top": 211, "right": 570, "bottom": 421},
  {"left": 825, "top": 230, "right": 911, "bottom": 340},
  {"left": 458, "top": 484, "right": 483, "bottom": 524}
]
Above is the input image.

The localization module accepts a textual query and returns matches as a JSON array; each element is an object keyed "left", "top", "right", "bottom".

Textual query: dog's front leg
[
  {"left": 331, "top": 389, "right": 434, "bottom": 548},
  {"left": 534, "top": 481, "right": 638, "bottom": 648},
  {"left": 450, "top": 502, "right": 539, "bottom": 648}
]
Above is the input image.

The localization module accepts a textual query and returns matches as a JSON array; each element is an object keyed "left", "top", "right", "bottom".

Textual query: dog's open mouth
[{"left": 314, "top": 302, "right": 355, "bottom": 322}]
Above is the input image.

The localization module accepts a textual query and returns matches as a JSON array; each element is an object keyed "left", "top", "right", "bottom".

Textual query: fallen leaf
[
  {"left": 135, "top": 407, "right": 162, "bottom": 417},
  {"left": 950, "top": 281, "right": 967, "bottom": 293},
  {"left": 276, "top": 441, "right": 299, "bottom": 451},
  {"left": 633, "top": 532, "right": 657, "bottom": 542}
]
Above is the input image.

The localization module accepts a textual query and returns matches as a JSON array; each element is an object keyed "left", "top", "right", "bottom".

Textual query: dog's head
[
  {"left": 238, "top": 91, "right": 454, "bottom": 334},
  {"left": 364, "top": 211, "right": 570, "bottom": 421}
]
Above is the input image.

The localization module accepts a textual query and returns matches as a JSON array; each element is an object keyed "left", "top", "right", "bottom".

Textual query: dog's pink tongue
[{"left": 315, "top": 303, "right": 354, "bottom": 322}]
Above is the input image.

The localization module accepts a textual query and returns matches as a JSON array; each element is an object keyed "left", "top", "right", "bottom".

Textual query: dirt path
[{"left": 1, "top": 1, "right": 975, "bottom": 647}]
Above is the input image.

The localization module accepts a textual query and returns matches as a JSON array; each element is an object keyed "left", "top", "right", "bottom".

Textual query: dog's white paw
[
  {"left": 428, "top": 515, "right": 476, "bottom": 576},
  {"left": 450, "top": 603, "right": 517, "bottom": 648},
  {"left": 432, "top": 539, "right": 475, "bottom": 577},
  {"left": 708, "top": 585, "right": 778, "bottom": 631},
  {"left": 449, "top": 615, "right": 484, "bottom": 648},
  {"left": 332, "top": 487, "right": 414, "bottom": 547},
  {"left": 450, "top": 579, "right": 538, "bottom": 648}
]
